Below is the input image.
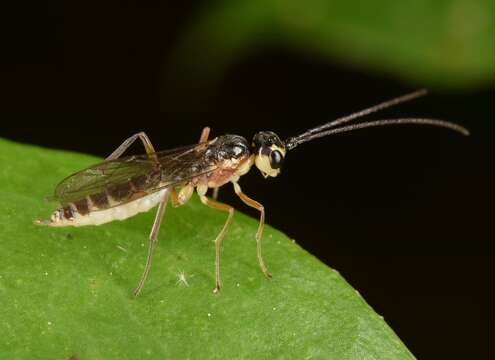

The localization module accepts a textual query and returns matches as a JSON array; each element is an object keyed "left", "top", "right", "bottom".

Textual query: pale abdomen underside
[
  {"left": 47, "top": 188, "right": 169, "bottom": 227},
  {"left": 44, "top": 172, "right": 169, "bottom": 227}
]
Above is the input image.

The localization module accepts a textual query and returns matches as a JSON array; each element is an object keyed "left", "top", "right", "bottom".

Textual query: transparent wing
[{"left": 50, "top": 142, "right": 216, "bottom": 206}]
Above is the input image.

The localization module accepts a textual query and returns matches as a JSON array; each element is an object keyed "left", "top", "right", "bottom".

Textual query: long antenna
[
  {"left": 285, "top": 118, "right": 469, "bottom": 150},
  {"left": 285, "top": 90, "right": 469, "bottom": 150},
  {"left": 295, "top": 89, "right": 428, "bottom": 139}
]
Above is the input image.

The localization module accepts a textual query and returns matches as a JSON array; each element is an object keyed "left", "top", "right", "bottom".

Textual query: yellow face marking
[
  {"left": 270, "top": 144, "right": 286, "bottom": 156},
  {"left": 254, "top": 145, "right": 285, "bottom": 178}
]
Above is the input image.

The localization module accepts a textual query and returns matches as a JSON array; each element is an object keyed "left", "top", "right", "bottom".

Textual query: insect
[{"left": 35, "top": 89, "right": 469, "bottom": 296}]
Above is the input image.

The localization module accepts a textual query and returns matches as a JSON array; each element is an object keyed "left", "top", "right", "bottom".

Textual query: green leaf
[
  {"left": 171, "top": 0, "right": 495, "bottom": 89},
  {"left": 0, "top": 137, "right": 414, "bottom": 359}
]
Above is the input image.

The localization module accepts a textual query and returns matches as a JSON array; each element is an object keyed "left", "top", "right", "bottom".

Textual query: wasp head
[{"left": 252, "top": 131, "right": 286, "bottom": 178}]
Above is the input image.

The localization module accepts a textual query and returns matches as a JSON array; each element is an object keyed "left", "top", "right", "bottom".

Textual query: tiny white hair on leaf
[{"left": 176, "top": 270, "right": 189, "bottom": 287}]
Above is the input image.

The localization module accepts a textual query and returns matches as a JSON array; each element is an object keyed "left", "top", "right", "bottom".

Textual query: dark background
[{"left": 1, "top": 2, "right": 494, "bottom": 359}]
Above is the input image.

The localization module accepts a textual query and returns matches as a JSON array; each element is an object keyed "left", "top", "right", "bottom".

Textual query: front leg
[{"left": 233, "top": 182, "right": 271, "bottom": 279}]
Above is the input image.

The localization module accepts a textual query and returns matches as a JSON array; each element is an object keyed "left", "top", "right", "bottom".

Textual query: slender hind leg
[
  {"left": 133, "top": 190, "right": 171, "bottom": 297},
  {"left": 233, "top": 182, "right": 271, "bottom": 278},
  {"left": 106, "top": 131, "right": 158, "bottom": 161},
  {"left": 115, "top": 127, "right": 210, "bottom": 160},
  {"left": 199, "top": 194, "right": 234, "bottom": 293},
  {"left": 105, "top": 131, "right": 162, "bottom": 296}
]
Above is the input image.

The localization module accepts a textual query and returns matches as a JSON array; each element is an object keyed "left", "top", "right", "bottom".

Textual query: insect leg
[
  {"left": 133, "top": 190, "right": 170, "bottom": 297},
  {"left": 199, "top": 194, "right": 234, "bottom": 293},
  {"left": 198, "top": 126, "right": 210, "bottom": 143},
  {"left": 232, "top": 182, "right": 271, "bottom": 279},
  {"left": 106, "top": 132, "right": 158, "bottom": 161},
  {"left": 212, "top": 187, "right": 219, "bottom": 200},
  {"left": 178, "top": 184, "right": 194, "bottom": 204},
  {"left": 170, "top": 189, "right": 180, "bottom": 208}
]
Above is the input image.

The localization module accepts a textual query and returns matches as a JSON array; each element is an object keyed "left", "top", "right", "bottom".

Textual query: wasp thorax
[
  {"left": 252, "top": 131, "right": 286, "bottom": 178},
  {"left": 205, "top": 135, "right": 250, "bottom": 163}
]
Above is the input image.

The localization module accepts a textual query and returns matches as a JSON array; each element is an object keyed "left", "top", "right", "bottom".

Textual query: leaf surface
[{"left": 0, "top": 138, "right": 414, "bottom": 359}]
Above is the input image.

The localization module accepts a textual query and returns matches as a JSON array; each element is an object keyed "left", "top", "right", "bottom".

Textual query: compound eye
[{"left": 269, "top": 150, "right": 283, "bottom": 169}]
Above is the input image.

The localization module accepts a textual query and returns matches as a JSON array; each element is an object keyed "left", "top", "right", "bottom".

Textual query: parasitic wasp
[{"left": 35, "top": 89, "right": 469, "bottom": 296}]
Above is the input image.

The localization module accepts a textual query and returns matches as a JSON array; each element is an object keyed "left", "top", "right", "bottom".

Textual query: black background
[{"left": 2, "top": 2, "right": 494, "bottom": 359}]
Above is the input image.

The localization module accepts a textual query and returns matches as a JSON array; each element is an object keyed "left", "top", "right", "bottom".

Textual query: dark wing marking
[
  {"left": 50, "top": 156, "right": 157, "bottom": 205},
  {"left": 49, "top": 142, "right": 217, "bottom": 206},
  {"left": 156, "top": 142, "right": 215, "bottom": 185}
]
